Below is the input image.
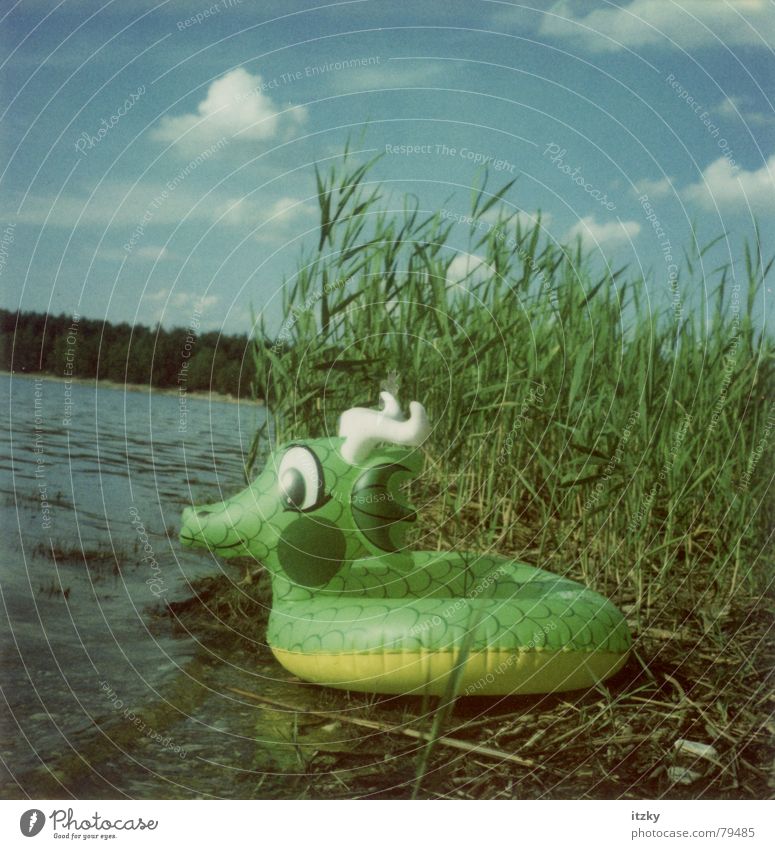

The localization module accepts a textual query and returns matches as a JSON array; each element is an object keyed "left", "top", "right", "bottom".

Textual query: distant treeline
[{"left": 0, "top": 309, "right": 258, "bottom": 398}]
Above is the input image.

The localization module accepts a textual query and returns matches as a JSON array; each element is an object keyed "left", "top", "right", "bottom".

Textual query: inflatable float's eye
[{"left": 277, "top": 446, "right": 326, "bottom": 512}]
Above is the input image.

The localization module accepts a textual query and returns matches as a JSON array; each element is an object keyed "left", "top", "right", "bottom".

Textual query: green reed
[{"left": 250, "top": 147, "right": 774, "bottom": 621}]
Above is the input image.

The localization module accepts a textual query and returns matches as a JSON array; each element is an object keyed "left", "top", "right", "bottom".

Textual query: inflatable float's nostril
[
  {"left": 181, "top": 506, "right": 206, "bottom": 526},
  {"left": 180, "top": 505, "right": 211, "bottom": 541}
]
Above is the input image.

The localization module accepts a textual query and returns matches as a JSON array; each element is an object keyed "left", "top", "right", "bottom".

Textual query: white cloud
[
  {"left": 256, "top": 197, "right": 317, "bottom": 244},
  {"left": 566, "top": 216, "right": 641, "bottom": 249},
  {"left": 140, "top": 289, "right": 219, "bottom": 324},
  {"left": 632, "top": 176, "right": 674, "bottom": 198},
  {"left": 213, "top": 194, "right": 315, "bottom": 234},
  {"left": 716, "top": 95, "right": 775, "bottom": 127},
  {"left": 329, "top": 58, "right": 448, "bottom": 93},
  {"left": 446, "top": 252, "right": 493, "bottom": 285},
  {"left": 152, "top": 68, "right": 307, "bottom": 147},
  {"left": 538, "top": 0, "right": 775, "bottom": 52},
  {"left": 265, "top": 196, "right": 313, "bottom": 222},
  {"left": 682, "top": 154, "right": 775, "bottom": 212},
  {"left": 214, "top": 196, "right": 252, "bottom": 227}
]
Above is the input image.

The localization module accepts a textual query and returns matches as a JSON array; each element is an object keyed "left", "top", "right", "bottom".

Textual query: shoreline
[{"left": 2, "top": 370, "right": 263, "bottom": 405}]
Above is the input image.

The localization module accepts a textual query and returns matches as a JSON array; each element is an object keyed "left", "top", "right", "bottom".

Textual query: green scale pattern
[{"left": 180, "top": 437, "right": 631, "bottom": 663}]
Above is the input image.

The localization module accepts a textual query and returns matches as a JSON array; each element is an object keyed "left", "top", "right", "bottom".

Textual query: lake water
[{"left": 0, "top": 373, "right": 305, "bottom": 797}]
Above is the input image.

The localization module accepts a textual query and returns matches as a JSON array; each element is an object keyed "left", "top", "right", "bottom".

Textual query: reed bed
[{"left": 206, "top": 147, "right": 775, "bottom": 798}]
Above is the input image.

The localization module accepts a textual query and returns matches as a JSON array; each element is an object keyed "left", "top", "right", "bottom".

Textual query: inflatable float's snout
[{"left": 179, "top": 499, "right": 255, "bottom": 556}]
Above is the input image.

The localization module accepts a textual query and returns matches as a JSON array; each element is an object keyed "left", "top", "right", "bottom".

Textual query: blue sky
[{"left": 1, "top": 0, "right": 773, "bottom": 336}]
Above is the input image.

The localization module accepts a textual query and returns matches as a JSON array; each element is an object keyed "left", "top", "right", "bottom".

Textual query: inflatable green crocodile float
[{"left": 180, "top": 392, "right": 631, "bottom": 695}]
